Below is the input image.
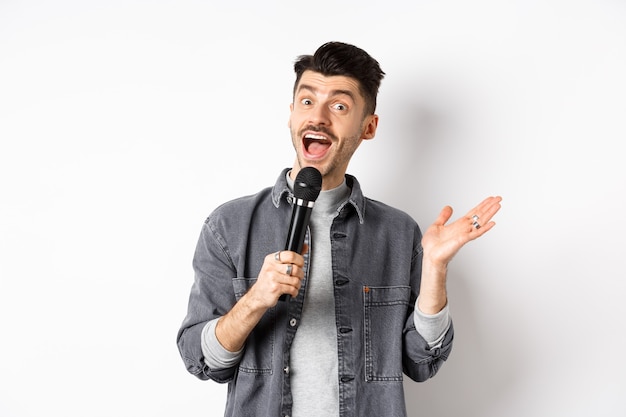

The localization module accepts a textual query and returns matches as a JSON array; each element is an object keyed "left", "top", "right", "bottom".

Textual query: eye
[
  {"left": 300, "top": 98, "right": 313, "bottom": 106},
  {"left": 333, "top": 103, "right": 347, "bottom": 111}
]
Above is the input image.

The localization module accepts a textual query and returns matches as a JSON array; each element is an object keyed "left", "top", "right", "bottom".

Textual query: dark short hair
[{"left": 293, "top": 42, "right": 385, "bottom": 115}]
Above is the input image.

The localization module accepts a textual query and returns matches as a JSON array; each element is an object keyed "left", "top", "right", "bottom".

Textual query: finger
[
  {"left": 470, "top": 220, "right": 496, "bottom": 238},
  {"left": 434, "top": 205, "right": 453, "bottom": 226},
  {"left": 273, "top": 250, "right": 305, "bottom": 267},
  {"left": 465, "top": 196, "right": 502, "bottom": 224},
  {"left": 484, "top": 196, "right": 503, "bottom": 217},
  {"left": 467, "top": 196, "right": 500, "bottom": 216},
  {"left": 479, "top": 196, "right": 502, "bottom": 214},
  {"left": 279, "top": 271, "right": 304, "bottom": 297},
  {"left": 260, "top": 265, "right": 302, "bottom": 297},
  {"left": 283, "top": 279, "right": 302, "bottom": 298},
  {"left": 285, "top": 263, "right": 304, "bottom": 279}
]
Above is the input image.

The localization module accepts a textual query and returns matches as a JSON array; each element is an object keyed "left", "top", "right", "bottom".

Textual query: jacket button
[
  {"left": 283, "top": 366, "right": 290, "bottom": 374},
  {"left": 289, "top": 318, "right": 297, "bottom": 327},
  {"left": 335, "top": 278, "right": 349, "bottom": 286}
]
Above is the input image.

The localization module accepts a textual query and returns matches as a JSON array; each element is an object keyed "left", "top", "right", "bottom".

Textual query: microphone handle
[
  {"left": 284, "top": 203, "right": 312, "bottom": 253},
  {"left": 279, "top": 201, "right": 313, "bottom": 301}
]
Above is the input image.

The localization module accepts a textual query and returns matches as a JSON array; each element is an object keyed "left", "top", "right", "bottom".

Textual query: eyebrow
[{"left": 296, "top": 84, "right": 357, "bottom": 103}]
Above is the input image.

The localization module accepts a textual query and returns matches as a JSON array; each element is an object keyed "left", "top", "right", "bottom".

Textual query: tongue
[{"left": 307, "top": 141, "right": 330, "bottom": 156}]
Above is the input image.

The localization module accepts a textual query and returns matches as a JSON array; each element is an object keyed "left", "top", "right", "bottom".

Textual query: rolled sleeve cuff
[
  {"left": 201, "top": 318, "right": 244, "bottom": 370},
  {"left": 413, "top": 297, "right": 451, "bottom": 348}
]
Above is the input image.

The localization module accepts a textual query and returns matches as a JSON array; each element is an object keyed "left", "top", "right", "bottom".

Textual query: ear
[
  {"left": 287, "top": 103, "right": 294, "bottom": 128},
  {"left": 361, "top": 114, "right": 379, "bottom": 140}
]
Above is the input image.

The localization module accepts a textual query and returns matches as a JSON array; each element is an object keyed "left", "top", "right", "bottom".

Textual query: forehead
[{"left": 295, "top": 71, "right": 363, "bottom": 101}]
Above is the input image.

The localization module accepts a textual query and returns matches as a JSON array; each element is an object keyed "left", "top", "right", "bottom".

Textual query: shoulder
[
  {"left": 345, "top": 174, "right": 417, "bottom": 229},
  {"left": 206, "top": 186, "right": 274, "bottom": 225},
  {"left": 364, "top": 197, "right": 418, "bottom": 228}
]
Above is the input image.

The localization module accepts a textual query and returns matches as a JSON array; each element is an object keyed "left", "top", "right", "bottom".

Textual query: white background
[{"left": 1, "top": 1, "right": 625, "bottom": 416}]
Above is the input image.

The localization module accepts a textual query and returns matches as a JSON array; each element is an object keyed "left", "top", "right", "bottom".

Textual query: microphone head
[{"left": 294, "top": 167, "right": 322, "bottom": 202}]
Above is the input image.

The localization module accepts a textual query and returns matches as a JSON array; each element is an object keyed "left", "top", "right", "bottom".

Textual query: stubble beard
[{"left": 290, "top": 126, "right": 361, "bottom": 182}]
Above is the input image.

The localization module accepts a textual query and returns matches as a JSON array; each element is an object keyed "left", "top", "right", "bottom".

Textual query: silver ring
[
  {"left": 472, "top": 215, "right": 479, "bottom": 222},
  {"left": 286, "top": 264, "right": 293, "bottom": 276},
  {"left": 274, "top": 251, "right": 281, "bottom": 262},
  {"left": 472, "top": 221, "right": 481, "bottom": 229}
]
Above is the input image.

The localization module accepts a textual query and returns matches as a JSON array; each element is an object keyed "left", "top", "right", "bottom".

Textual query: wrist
[
  {"left": 422, "top": 255, "right": 448, "bottom": 274},
  {"left": 419, "top": 258, "right": 448, "bottom": 314},
  {"left": 417, "top": 289, "right": 447, "bottom": 314}
]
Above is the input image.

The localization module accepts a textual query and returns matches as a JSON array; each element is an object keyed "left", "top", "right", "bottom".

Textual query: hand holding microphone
[{"left": 252, "top": 167, "right": 322, "bottom": 305}]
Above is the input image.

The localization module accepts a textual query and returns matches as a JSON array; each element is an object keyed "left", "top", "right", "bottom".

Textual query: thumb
[{"left": 434, "top": 205, "right": 453, "bottom": 226}]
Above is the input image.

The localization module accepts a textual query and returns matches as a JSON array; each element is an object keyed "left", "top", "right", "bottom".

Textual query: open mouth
[{"left": 303, "top": 132, "right": 332, "bottom": 158}]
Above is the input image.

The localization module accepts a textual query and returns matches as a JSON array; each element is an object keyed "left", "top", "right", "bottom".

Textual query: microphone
[{"left": 280, "top": 166, "right": 322, "bottom": 301}]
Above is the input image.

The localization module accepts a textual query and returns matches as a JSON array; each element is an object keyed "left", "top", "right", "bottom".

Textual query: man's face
[{"left": 289, "top": 70, "right": 378, "bottom": 190}]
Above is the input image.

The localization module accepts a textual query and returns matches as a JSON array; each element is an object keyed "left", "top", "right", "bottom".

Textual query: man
[{"left": 177, "top": 41, "right": 502, "bottom": 417}]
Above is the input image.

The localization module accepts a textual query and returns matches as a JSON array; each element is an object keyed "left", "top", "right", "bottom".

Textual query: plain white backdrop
[{"left": 1, "top": 1, "right": 625, "bottom": 416}]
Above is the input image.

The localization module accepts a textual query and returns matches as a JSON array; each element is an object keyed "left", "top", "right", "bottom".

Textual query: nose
[{"left": 308, "top": 104, "right": 330, "bottom": 125}]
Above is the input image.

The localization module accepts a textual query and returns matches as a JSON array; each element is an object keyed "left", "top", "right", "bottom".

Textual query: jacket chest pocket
[{"left": 363, "top": 285, "right": 411, "bottom": 382}]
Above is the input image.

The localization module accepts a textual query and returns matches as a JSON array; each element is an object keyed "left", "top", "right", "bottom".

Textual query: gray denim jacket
[{"left": 177, "top": 169, "right": 453, "bottom": 417}]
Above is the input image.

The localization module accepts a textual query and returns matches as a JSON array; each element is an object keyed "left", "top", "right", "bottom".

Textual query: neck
[{"left": 290, "top": 161, "right": 346, "bottom": 191}]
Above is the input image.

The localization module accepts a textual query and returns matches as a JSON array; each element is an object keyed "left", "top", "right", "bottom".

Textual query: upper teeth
[{"left": 305, "top": 134, "right": 326, "bottom": 140}]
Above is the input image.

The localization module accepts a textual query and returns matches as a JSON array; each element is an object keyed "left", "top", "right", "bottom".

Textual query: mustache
[{"left": 298, "top": 125, "right": 337, "bottom": 141}]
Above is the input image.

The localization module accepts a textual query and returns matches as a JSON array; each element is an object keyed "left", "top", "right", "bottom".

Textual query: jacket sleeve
[
  {"left": 176, "top": 218, "right": 240, "bottom": 383},
  {"left": 402, "top": 315, "right": 454, "bottom": 382}
]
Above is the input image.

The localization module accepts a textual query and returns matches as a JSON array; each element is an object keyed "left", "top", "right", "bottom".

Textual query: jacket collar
[{"left": 271, "top": 168, "right": 366, "bottom": 224}]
